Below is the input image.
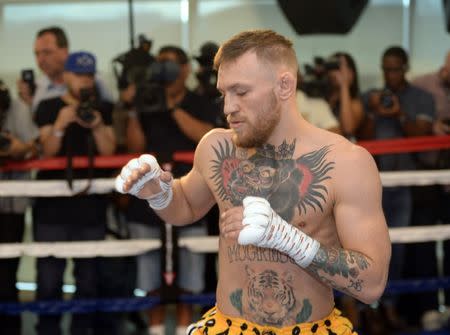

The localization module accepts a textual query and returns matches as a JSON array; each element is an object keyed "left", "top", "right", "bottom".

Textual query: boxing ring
[{"left": 0, "top": 135, "right": 449, "bottom": 332}]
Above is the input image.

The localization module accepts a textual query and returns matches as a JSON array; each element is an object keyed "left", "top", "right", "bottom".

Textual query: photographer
[
  {"left": 194, "top": 41, "right": 226, "bottom": 128},
  {"left": 33, "top": 51, "right": 116, "bottom": 335},
  {"left": 17, "top": 26, "right": 112, "bottom": 113},
  {"left": 362, "top": 46, "right": 436, "bottom": 331},
  {"left": 326, "top": 52, "right": 365, "bottom": 140},
  {"left": 122, "top": 45, "right": 215, "bottom": 335},
  {"left": 408, "top": 51, "right": 450, "bottom": 328},
  {"left": 0, "top": 80, "right": 38, "bottom": 335}
]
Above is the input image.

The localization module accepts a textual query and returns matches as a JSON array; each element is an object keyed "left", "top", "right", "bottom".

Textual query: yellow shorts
[{"left": 187, "top": 306, "right": 357, "bottom": 335}]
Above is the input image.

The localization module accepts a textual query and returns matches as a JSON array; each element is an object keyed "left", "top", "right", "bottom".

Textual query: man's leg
[
  {"left": 0, "top": 213, "right": 25, "bottom": 335},
  {"left": 33, "top": 209, "right": 68, "bottom": 335}
]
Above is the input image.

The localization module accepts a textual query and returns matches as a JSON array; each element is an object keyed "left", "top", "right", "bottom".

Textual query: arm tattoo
[{"left": 309, "top": 247, "right": 370, "bottom": 294}]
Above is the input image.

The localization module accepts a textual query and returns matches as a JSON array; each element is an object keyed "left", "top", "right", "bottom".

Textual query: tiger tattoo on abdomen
[
  {"left": 243, "top": 266, "right": 296, "bottom": 326},
  {"left": 229, "top": 266, "right": 313, "bottom": 326}
]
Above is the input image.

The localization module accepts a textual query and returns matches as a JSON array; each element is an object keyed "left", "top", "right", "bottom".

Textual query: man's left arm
[
  {"left": 90, "top": 102, "right": 116, "bottom": 155},
  {"left": 403, "top": 90, "right": 435, "bottom": 137},
  {"left": 308, "top": 146, "right": 391, "bottom": 304},
  {"left": 171, "top": 108, "right": 214, "bottom": 142}
]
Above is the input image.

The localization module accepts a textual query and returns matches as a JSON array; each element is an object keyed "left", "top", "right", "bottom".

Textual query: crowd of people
[{"left": 0, "top": 26, "right": 448, "bottom": 335}]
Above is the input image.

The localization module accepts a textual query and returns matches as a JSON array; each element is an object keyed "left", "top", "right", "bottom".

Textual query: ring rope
[
  {"left": 1, "top": 278, "right": 450, "bottom": 315},
  {"left": 1, "top": 135, "right": 449, "bottom": 173},
  {"left": 0, "top": 224, "right": 448, "bottom": 259},
  {"left": 0, "top": 169, "right": 449, "bottom": 197}
]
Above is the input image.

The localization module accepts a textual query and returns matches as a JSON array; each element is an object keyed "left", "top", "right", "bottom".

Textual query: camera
[
  {"left": 112, "top": 37, "right": 180, "bottom": 114},
  {"left": 134, "top": 60, "right": 180, "bottom": 114},
  {"left": 300, "top": 56, "right": 341, "bottom": 98},
  {"left": 315, "top": 56, "right": 340, "bottom": 72},
  {"left": 76, "top": 88, "right": 97, "bottom": 123},
  {"left": 21, "top": 69, "right": 36, "bottom": 95},
  {"left": 379, "top": 88, "right": 395, "bottom": 108},
  {"left": 0, "top": 80, "right": 12, "bottom": 152},
  {"left": 194, "top": 42, "right": 220, "bottom": 98}
]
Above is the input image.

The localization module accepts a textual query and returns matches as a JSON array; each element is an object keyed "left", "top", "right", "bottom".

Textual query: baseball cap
[{"left": 64, "top": 51, "right": 96, "bottom": 74}]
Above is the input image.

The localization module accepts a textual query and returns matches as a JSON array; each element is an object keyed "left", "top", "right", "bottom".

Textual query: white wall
[{"left": 0, "top": 0, "right": 448, "bottom": 97}]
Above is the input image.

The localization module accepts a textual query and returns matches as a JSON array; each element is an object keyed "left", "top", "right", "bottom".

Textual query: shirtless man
[{"left": 116, "top": 30, "right": 391, "bottom": 335}]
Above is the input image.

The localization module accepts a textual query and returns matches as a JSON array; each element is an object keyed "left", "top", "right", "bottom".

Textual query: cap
[
  {"left": 64, "top": 51, "right": 96, "bottom": 74},
  {"left": 194, "top": 41, "right": 219, "bottom": 67}
]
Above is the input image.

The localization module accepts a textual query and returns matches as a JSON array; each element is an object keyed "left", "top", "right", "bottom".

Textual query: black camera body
[
  {"left": 0, "top": 80, "right": 12, "bottom": 152},
  {"left": 380, "top": 88, "right": 395, "bottom": 109},
  {"left": 301, "top": 56, "right": 340, "bottom": 98},
  {"left": 315, "top": 56, "right": 340, "bottom": 72},
  {"left": 21, "top": 69, "right": 36, "bottom": 96},
  {"left": 76, "top": 88, "right": 97, "bottom": 123},
  {"left": 134, "top": 60, "right": 180, "bottom": 115},
  {"left": 114, "top": 48, "right": 180, "bottom": 114}
]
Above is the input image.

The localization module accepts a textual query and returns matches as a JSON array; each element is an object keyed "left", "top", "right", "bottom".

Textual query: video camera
[
  {"left": 112, "top": 35, "right": 180, "bottom": 114},
  {"left": 0, "top": 80, "right": 12, "bottom": 152},
  {"left": 300, "top": 56, "right": 340, "bottom": 98},
  {"left": 194, "top": 42, "right": 220, "bottom": 99}
]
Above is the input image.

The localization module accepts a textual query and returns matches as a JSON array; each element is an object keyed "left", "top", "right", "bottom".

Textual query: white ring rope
[
  {"left": 0, "top": 170, "right": 449, "bottom": 197},
  {"left": 0, "top": 224, "right": 448, "bottom": 258},
  {"left": 0, "top": 169, "right": 448, "bottom": 258}
]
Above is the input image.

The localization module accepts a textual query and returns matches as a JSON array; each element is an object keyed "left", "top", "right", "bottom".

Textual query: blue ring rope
[{"left": 0, "top": 277, "right": 449, "bottom": 315}]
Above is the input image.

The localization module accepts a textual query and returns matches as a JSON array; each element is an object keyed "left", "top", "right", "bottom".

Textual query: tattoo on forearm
[{"left": 309, "top": 247, "right": 370, "bottom": 293}]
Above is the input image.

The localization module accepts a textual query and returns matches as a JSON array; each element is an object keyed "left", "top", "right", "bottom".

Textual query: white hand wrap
[
  {"left": 115, "top": 154, "right": 173, "bottom": 210},
  {"left": 239, "top": 196, "right": 320, "bottom": 268}
]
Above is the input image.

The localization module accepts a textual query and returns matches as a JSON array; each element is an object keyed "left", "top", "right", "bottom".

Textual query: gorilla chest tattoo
[
  {"left": 211, "top": 139, "right": 335, "bottom": 221},
  {"left": 211, "top": 139, "right": 336, "bottom": 325}
]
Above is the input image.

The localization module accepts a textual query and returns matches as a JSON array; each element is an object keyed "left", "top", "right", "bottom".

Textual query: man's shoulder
[
  {"left": 412, "top": 71, "right": 438, "bottom": 85},
  {"left": 36, "top": 96, "right": 64, "bottom": 110},
  {"left": 194, "top": 128, "right": 232, "bottom": 173},
  {"left": 311, "top": 131, "right": 373, "bottom": 168},
  {"left": 407, "top": 82, "right": 435, "bottom": 100},
  {"left": 197, "top": 128, "right": 232, "bottom": 149}
]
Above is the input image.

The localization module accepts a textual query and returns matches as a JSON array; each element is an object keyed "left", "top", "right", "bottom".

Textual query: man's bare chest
[{"left": 207, "top": 139, "right": 336, "bottom": 223}]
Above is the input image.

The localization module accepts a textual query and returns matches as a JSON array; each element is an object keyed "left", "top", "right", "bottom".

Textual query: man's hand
[
  {"left": 369, "top": 91, "right": 403, "bottom": 118},
  {"left": 54, "top": 105, "right": 77, "bottom": 132},
  {"left": 0, "top": 133, "right": 30, "bottom": 159},
  {"left": 220, "top": 206, "right": 244, "bottom": 241},
  {"left": 433, "top": 118, "right": 450, "bottom": 135},
  {"left": 115, "top": 154, "right": 173, "bottom": 209},
  {"left": 329, "top": 56, "right": 352, "bottom": 88},
  {"left": 222, "top": 196, "right": 320, "bottom": 268},
  {"left": 76, "top": 110, "right": 103, "bottom": 129},
  {"left": 16, "top": 79, "right": 33, "bottom": 107}
]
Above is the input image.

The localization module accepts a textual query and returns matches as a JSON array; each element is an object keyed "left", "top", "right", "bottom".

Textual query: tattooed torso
[{"left": 205, "top": 132, "right": 343, "bottom": 326}]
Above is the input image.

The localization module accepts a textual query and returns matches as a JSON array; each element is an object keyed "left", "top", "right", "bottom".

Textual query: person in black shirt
[
  {"left": 33, "top": 51, "right": 116, "bottom": 335},
  {"left": 123, "top": 45, "right": 215, "bottom": 335}
]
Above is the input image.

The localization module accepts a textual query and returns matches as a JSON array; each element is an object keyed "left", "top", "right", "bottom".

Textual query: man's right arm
[
  {"left": 116, "top": 129, "right": 219, "bottom": 225},
  {"left": 38, "top": 103, "right": 75, "bottom": 157}
]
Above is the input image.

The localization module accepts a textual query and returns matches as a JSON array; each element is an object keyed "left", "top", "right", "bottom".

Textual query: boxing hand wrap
[
  {"left": 239, "top": 196, "right": 320, "bottom": 268},
  {"left": 115, "top": 154, "right": 173, "bottom": 210}
]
